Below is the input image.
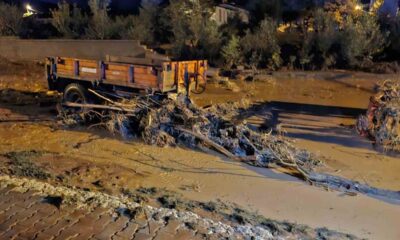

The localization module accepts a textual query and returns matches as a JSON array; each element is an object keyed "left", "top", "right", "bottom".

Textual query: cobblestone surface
[{"left": 0, "top": 188, "right": 202, "bottom": 240}]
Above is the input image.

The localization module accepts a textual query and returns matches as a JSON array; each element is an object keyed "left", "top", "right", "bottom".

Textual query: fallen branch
[
  {"left": 63, "top": 102, "right": 136, "bottom": 113},
  {"left": 58, "top": 95, "right": 400, "bottom": 201},
  {"left": 88, "top": 89, "right": 119, "bottom": 105},
  {"left": 176, "top": 127, "right": 242, "bottom": 161}
]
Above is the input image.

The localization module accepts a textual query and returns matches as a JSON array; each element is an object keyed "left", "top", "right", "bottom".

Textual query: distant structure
[
  {"left": 370, "top": 0, "right": 399, "bottom": 17},
  {"left": 211, "top": 3, "right": 250, "bottom": 26}
]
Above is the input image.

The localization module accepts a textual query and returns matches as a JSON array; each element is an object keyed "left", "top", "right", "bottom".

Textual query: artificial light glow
[
  {"left": 355, "top": 5, "right": 362, "bottom": 11},
  {"left": 23, "top": 4, "right": 37, "bottom": 18},
  {"left": 26, "top": 4, "right": 34, "bottom": 11}
]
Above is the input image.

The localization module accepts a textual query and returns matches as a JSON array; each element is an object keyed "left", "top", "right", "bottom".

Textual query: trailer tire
[{"left": 62, "top": 83, "right": 91, "bottom": 113}]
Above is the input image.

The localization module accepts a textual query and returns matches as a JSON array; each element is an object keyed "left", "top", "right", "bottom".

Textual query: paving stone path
[{"left": 0, "top": 187, "right": 206, "bottom": 240}]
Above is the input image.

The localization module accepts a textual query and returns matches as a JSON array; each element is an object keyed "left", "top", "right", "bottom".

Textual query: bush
[
  {"left": 221, "top": 35, "right": 243, "bottom": 68},
  {"left": 51, "top": 1, "right": 88, "bottom": 38},
  {"left": 241, "top": 18, "right": 281, "bottom": 69},
  {"left": 0, "top": 3, "right": 23, "bottom": 36}
]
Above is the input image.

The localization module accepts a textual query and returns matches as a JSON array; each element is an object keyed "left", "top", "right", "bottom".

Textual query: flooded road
[
  {"left": 1, "top": 121, "right": 400, "bottom": 239},
  {"left": 193, "top": 71, "right": 400, "bottom": 190},
  {"left": 1, "top": 63, "right": 400, "bottom": 239}
]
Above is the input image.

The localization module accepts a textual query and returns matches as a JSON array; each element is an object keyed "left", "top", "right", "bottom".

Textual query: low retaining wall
[{"left": 0, "top": 38, "right": 149, "bottom": 61}]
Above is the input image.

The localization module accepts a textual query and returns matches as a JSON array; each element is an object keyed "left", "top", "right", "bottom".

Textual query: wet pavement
[{"left": 0, "top": 188, "right": 201, "bottom": 240}]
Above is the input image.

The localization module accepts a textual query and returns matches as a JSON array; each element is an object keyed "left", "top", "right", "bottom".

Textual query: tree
[
  {"left": 51, "top": 1, "right": 88, "bottom": 38},
  {"left": 221, "top": 35, "right": 242, "bottom": 68},
  {"left": 127, "top": 1, "right": 159, "bottom": 45},
  {"left": 85, "top": 0, "right": 117, "bottom": 39},
  {"left": 340, "top": 13, "right": 387, "bottom": 67},
  {"left": 324, "top": 0, "right": 359, "bottom": 26},
  {"left": 246, "top": 0, "right": 282, "bottom": 24},
  {"left": 298, "top": 30, "right": 314, "bottom": 70},
  {"left": 312, "top": 9, "right": 339, "bottom": 69},
  {"left": 163, "top": 0, "right": 221, "bottom": 61},
  {"left": 241, "top": 18, "right": 281, "bottom": 69},
  {"left": 0, "top": 3, "right": 23, "bottom": 36},
  {"left": 219, "top": 13, "right": 248, "bottom": 39}
]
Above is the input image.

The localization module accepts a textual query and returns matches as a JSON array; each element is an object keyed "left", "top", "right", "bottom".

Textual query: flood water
[{"left": 1, "top": 69, "right": 400, "bottom": 239}]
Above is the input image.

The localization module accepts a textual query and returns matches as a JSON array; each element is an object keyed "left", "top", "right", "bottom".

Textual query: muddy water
[
  {"left": 1, "top": 70, "right": 400, "bottom": 239},
  {"left": 1, "top": 122, "right": 400, "bottom": 239},
  {"left": 194, "top": 71, "right": 400, "bottom": 191},
  {"left": 194, "top": 71, "right": 385, "bottom": 108}
]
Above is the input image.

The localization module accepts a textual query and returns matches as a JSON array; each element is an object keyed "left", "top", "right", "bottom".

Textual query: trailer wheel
[
  {"left": 191, "top": 74, "right": 207, "bottom": 94},
  {"left": 62, "top": 83, "right": 90, "bottom": 113}
]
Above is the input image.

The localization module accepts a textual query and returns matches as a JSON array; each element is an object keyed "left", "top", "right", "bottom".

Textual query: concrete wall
[{"left": 0, "top": 38, "right": 149, "bottom": 61}]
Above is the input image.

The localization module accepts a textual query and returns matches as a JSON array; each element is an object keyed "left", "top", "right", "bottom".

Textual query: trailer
[{"left": 45, "top": 56, "right": 207, "bottom": 104}]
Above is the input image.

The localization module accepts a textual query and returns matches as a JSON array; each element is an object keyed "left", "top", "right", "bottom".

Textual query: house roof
[{"left": 218, "top": 3, "right": 249, "bottom": 13}]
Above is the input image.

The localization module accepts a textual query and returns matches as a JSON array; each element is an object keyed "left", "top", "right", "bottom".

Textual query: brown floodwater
[
  {"left": 193, "top": 71, "right": 400, "bottom": 191},
  {"left": 1, "top": 69, "right": 400, "bottom": 239}
]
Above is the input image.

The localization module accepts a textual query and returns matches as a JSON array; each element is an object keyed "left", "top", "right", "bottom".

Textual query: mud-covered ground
[{"left": 1, "top": 59, "right": 400, "bottom": 239}]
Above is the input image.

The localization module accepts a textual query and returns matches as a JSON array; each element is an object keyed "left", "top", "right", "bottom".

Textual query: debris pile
[
  {"left": 61, "top": 91, "right": 400, "bottom": 200},
  {"left": 357, "top": 80, "right": 400, "bottom": 151},
  {"left": 63, "top": 92, "right": 320, "bottom": 180}
]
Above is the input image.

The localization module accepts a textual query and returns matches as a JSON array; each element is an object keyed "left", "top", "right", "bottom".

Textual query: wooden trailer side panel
[
  {"left": 132, "top": 66, "right": 158, "bottom": 88},
  {"left": 56, "top": 58, "right": 75, "bottom": 77},
  {"left": 172, "top": 60, "right": 207, "bottom": 93},
  {"left": 79, "top": 60, "right": 99, "bottom": 80},
  {"left": 54, "top": 57, "right": 161, "bottom": 90},
  {"left": 55, "top": 57, "right": 99, "bottom": 81},
  {"left": 161, "top": 62, "right": 176, "bottom": 92},
  {"left": 50, "top": 57, "right": 206, "bottom": 94},
  {"left": 103, "top": 63, "right": 129, "bottom": 85}
]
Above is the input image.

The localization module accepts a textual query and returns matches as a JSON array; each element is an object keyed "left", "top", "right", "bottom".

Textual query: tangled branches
[
  {"left": 61, "top": 92, "right": 320, "bottom": 178},
  {"left": 357, "top": 80, "right": 400, "bottom": 151},
  {"left": 59, "top": 91, "right": 400, "bottom": 200}
]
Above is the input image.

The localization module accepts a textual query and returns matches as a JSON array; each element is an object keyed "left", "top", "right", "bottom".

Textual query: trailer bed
[{"left": 46, "top": 56, "right": 207, "bottom": 95}]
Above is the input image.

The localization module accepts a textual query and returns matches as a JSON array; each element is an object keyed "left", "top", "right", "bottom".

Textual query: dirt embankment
[
  {"left": 0, "top": 58, "right": 47, "bottom": 92},
  {"left": 1, "top": 60, "right": 400, "bottom": 239}
]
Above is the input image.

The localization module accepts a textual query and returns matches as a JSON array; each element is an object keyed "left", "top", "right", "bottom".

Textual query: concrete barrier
[{"left": 0, "top": 38, "right": 150, "bottom": 61}]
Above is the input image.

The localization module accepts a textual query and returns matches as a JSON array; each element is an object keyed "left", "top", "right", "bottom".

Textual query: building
[{"left": 211, "top": 3, "right": 250, "bottom": 26}]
